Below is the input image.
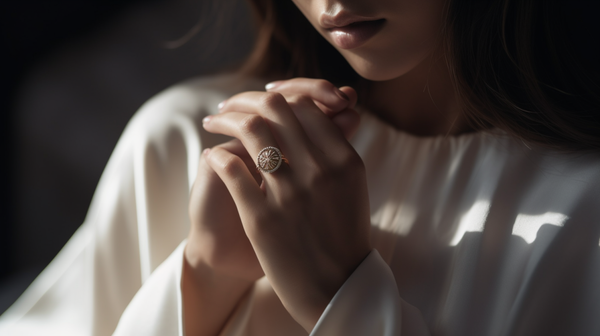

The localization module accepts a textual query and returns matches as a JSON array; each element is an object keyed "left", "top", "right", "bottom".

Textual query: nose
[
  {"left": 318, "top": 2, "right": 346, "bottom": 28},
  {"left": 319, "top": 3, "right": 378, "bottom": 29}
]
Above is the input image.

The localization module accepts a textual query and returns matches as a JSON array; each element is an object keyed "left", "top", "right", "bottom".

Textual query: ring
[{"left": 256, "top": 146, "right": 287, "bottom": 173}]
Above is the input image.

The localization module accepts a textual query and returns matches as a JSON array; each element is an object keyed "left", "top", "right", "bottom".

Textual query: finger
[
  {"left": 203, "top": 112, "right": 294, "bottom": 189},
  {"left": 190, "top": 141, "right": 261, "bottom": 217},
  {"left": 270, "top": 90, "right": 357, "bottom": 140},
  {"left": 213, "top": 139, "right": 261, "bottom": 184},
  {"left": 274, "top": 91, "right": 359, "bottom": 141},
  {"left": 203, "top": 112, "right": 289, "bottom": 164},
  {"left": 314, "top": 87, "right": 357, "bottom": 116},
  {"left": 204, "top": 146, "right": 264, "bottom": 213},
  {"left": 196, "top": 140, "right": 255, "bottom": 187},
  {"left": 216, "top": 91, "right": 314, "bottom": 160},
  {"left": 266, "top": 78, "right": 355, "bottom": 116},
  {"left": 339, "top": 86, "right": 358, "bottom": 109},
  {"left": 265, "top": 79, "right": 359, "bottom": 140},
  {"left": 284, "top": 95, "right": 357, "bottom": 159}
]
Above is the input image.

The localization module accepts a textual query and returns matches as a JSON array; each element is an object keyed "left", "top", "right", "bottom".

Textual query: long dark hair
[{"left": 241, "top": 0, "right": 600, "bottom": 151}]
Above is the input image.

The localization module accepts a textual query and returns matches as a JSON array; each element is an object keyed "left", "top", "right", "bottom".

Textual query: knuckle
[
  {"left": 239, "top": 114, "right": 267, "bottom": 136},
  {"left": 280, "top": 185, "right": 311, "bottom": 209},
  {"left": 308, "top": 151, "right": 365, "bottom": 184},
  {"left": 259, "top": 92, "right": 286, "bottom": 109},
  {"left": 305, "top": 158, "right": 335, "bottom": 186},
  {"left": 220, "top": 155, "right": 244, "bottom": 176},
  {"left": 314, "top": 79, "right": 334, "bottom": 92},
  {"left": 287, "top": 94, "right": 313, "bottom": 108},
  {"left": 307, "top": 170, "right": 330, "bottom": 189}
]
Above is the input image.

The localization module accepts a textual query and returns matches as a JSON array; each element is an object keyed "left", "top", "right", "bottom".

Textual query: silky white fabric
[{"left": 1, "top": 74, "right": 600, "bottom": 336}]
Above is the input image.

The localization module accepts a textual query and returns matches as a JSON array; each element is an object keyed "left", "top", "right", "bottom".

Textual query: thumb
[{"left": 338, "top": 86, "right": 358, "bottom": 109}]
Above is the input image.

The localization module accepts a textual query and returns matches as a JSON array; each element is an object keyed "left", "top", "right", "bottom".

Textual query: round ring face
[{"left": 257, "top": 146, "right": 283, "bottom": 173}]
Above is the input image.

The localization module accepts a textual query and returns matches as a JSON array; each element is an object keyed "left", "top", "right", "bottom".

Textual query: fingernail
[
  {"left": 335, "top": 88, "right": 349, "bottom": 101},
  {"left": 265, "top": 81, "right": 282, "bottom": 91},
  {"left": 202, "top": 115, "right": 212, "bottom": 125},
  {"left": 202, "top": 148, "right": 211, "bottom": 156},
  {"left": 218, "top": 100, "right": 226, "bottom": 110}
]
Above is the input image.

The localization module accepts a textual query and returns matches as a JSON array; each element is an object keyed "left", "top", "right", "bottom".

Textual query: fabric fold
[
  {"left": 113, "top": 241, "right": 186, "bottom": 336},
  {"left": 311, "top": 249, "right": 403, "bottom": 336},
  {"left": 2, "top": 74, "right": 600, "bottom": 336}
]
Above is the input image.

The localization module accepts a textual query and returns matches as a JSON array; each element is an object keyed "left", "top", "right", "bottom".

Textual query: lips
[{"left": 326, "top": 19, "right": 386, "bottom": 50}]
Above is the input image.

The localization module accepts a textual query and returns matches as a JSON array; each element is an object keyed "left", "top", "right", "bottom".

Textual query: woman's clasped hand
[{"left": 189, "top": 78, "right": 373, "bottom": 331}]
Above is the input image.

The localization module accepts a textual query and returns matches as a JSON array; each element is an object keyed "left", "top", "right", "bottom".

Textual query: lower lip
[{"left": 328, "top": 19, "right": 385, "bottom": 50}]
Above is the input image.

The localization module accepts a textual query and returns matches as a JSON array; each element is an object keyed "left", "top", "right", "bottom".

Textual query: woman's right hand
[
  {"left": 182, "top": 78, "right": 360, "bottom": 336},
  {"left": 186, "top": 78, "right": 359, "bottom": 282}
]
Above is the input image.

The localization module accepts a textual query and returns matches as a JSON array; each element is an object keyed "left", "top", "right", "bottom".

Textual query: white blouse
[{"left": 1, "top": 75, "right": 599, "bottom": 336}]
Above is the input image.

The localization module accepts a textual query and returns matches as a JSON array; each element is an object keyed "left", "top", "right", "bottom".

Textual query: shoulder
[
  {"left": 104, "top": 74, "right": 266, "bottom": 172},
  {"left": 354, "top": 110, "right": 600, "bottom": 221},
  {"left": 127, "top": 74, "right": 266, "bottom": 134}
]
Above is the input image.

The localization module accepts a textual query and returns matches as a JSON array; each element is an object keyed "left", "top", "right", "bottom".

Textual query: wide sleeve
[
  {"left": 112, "top": 241, "right": 187, "bottom": 336},
  {"left": 0, "top": 75, "right": 258, "bottom": 336},
  {"left": 215, "top": 249, "right": 431, "bottom": 336},
  {"left": 311, "top": 250, "right": 430, "bottom": 336}
]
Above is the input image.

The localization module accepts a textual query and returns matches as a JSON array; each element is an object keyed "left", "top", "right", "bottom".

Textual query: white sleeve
[
  {"left": 0, "top": 76, "right": 256, "bottom": 336},
  {"left": 112, "top": 241, "right": 186, "bottom": 336},
  {"left": 311, "top": 250, "right": 430, "bottom": 336}
]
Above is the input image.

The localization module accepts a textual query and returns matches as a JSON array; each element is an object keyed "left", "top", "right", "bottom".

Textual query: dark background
[{"left": 0, "top": 0, "right": 253, "bottom": 314}]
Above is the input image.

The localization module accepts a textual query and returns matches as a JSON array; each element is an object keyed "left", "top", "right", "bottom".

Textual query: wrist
[
  {"left": 278, "top": 247, "right": 373, "bottom": 332},
  {"left": 182, "top": 243, "right": 254, "bottom": 336},
  {"left": 184, "top": 240, "right": 255, "bottom": 288}
]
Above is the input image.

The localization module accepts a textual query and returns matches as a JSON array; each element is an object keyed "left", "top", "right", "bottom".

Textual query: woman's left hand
[{"left": 202, "top": 82, "right": 372, "bottom": 332}]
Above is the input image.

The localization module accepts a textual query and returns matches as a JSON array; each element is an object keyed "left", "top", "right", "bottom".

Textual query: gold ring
[{"left": 256, "top": 146, "right": 287, "bottom": 173}]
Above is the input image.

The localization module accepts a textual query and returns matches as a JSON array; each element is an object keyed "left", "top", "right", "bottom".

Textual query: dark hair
[
  {"left": 241, "top": 0, "right": 600, "bottom": 151},
  {"left": 448, "top": 0, "right": 600, "bottom": 150}
]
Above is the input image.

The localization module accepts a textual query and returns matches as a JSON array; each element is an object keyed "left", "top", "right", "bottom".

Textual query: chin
[
  {"left": 352, "top": 65, "right": 406, "bottom": 81},
  {"left": 346, "top": 58, "right": 412, "bottom": 81},
  {"left": 340, "top": 48, "right": 432, "bottom": 82}
]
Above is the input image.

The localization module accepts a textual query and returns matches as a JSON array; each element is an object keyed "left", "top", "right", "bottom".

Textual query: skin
[
  {"left": 292, "top": 0, "right": 469, "bottom": 136},
  {"left": 293, "top": 0, "right": 445, "bottom": 81},
  {"left": 183, "top": 85, "right": 363, "bottom": 335},
  {"left": 183, "top": 0, "right": 466, "bottom": 335}
]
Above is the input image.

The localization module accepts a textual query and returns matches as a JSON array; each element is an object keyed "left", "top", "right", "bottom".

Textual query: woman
[{"left": 1, "top": 0, "right": 599, "bottom": 335}]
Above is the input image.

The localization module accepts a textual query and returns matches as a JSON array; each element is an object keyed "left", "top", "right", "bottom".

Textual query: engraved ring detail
[{"left": 256, "top": 146, "right": 286, "bottom": 173}]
